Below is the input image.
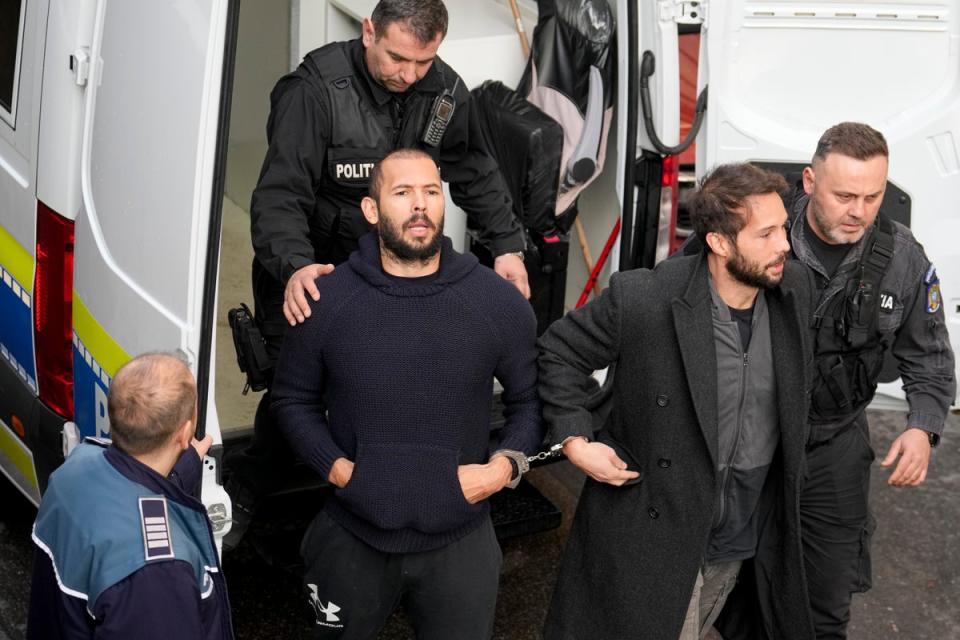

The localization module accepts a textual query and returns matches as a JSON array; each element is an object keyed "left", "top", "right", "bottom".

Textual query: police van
[{"left": 1, "top": 0, "right": 958, "bottom": 542}]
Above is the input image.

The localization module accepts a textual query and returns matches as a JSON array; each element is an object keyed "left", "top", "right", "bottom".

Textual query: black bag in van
[{"left": 227, "top": 304, "right": 271, "bottom": 394}]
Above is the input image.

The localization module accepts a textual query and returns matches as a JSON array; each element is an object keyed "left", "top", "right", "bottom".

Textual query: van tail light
[
  {"left": 34, "top": 201, "right": 75, "bottom": 418},
  {"left": 656, "top": 154, "right": 680, "bottom": 262}
]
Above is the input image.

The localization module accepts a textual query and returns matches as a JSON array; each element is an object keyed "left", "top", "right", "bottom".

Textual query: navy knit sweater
[{"left": 272, "top": 233, "right": 542, "bottom": 553}]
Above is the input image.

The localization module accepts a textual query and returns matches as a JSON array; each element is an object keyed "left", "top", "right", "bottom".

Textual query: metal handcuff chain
[{"left": 527, "top": 443, "right": 566, "bottom": 464}]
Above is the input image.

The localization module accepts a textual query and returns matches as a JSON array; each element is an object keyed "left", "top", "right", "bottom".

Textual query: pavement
[{"left": 1, "top": 409, "right": 958, "bottom": 639}]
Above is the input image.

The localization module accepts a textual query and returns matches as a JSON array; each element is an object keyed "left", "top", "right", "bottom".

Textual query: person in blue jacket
[{"left": 27, "top": 352, "right": 233, "bottom": 640}]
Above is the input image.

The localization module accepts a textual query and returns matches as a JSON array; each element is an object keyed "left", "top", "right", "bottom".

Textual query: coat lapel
[
  {"left": 671, "top": 255, "right": 719, "bottom": 467},
  {"left": 768, "top": 286, "right": 806, "bottom": 476}
]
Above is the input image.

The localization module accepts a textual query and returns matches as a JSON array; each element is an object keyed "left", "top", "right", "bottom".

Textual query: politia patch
[{"left": 924, "top": 265, "right": 941, "bottom": 314}]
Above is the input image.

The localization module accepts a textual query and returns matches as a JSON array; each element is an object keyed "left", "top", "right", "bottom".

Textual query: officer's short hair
[
  {"left": 371, "top": 0, "right": 449, "bottom": 44},
  {"left": 108, "top": 352, "right": 197, "bottom": 456},
  {"left": 813, "top": 122, "right": 888, "bottom": 164},
  {"left": 688, "top": 162, "right": 788, "bottom": 250},
  {"left": 368, "top": 148, "right": 437, "bottom": 203}
]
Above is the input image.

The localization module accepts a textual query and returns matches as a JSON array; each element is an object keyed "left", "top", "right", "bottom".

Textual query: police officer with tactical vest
[
  {"left": 225, "top": 0, "right": 530, "bottom": 548},
  {"left": 786, "top": 123, "right": 956, "bottom": 638}
]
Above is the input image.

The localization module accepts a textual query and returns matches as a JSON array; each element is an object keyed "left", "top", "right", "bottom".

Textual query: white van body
[
  {"left": 1, "top": 0, "right": 956, "bottom": 530},
  {"left": 0, "top": 0, "right": 235, "bottom": 532}
]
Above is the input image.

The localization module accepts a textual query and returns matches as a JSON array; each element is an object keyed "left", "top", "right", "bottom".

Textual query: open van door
[
  {"left": 698, "top": 0, "right": 960, "bottom": 409},
  {"left": 616, "top": 0, "right": 703, "bottom": 272},
  {"left": 70, "top": 0, "right": 238, "bottom": 507}
]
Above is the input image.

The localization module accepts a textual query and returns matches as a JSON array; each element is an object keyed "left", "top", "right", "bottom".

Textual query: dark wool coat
[{"left": 540, "top": 253, "right": 815, "bottom": 640}]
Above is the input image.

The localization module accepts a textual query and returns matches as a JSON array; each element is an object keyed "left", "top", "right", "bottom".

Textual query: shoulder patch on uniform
[
  {"left": 924, "top": 265, "right": 941, "bottom": 313},
  {"left": 879, "top": 291, "right": 896, "bottom": 312},
  {"left": 139, "top": 497, "right": 175, "bottom": 561}
]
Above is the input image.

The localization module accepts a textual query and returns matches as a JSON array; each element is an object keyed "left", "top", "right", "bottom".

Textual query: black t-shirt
[
  {"left": 803, "top": 216, "right": 853, "bottom": 277},
  {"left": 729, "top": 304, "right": 755, "bottom": 352}
]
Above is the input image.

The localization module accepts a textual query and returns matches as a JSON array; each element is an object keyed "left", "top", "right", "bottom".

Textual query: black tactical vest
[
  {"left": 808, "top": 215, "right": 896, "bottom": 426},
  {"left": 272, "top": 42, "right": 449, "bottom": 264}
]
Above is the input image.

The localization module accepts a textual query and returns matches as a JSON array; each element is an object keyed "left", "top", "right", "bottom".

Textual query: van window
[{"left": 0, "top": 0, "right": 25, "bottom": 120}]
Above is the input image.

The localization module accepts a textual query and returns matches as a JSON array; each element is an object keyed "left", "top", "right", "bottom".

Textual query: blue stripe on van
[
  {"left": 0, "top": 267, "right": 36, "bottom": 392},
  {"left": 73, "top": 339, "right": 111, "bottom": 438}
]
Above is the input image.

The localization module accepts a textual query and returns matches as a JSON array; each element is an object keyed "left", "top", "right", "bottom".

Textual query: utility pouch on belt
[{"left": 228, "top": 304, "right": 271, "bottom": 394}]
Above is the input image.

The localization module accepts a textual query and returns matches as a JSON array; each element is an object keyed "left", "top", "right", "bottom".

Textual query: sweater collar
[{"left": 349, "top": 231, "right": 478, "bottom": 295}]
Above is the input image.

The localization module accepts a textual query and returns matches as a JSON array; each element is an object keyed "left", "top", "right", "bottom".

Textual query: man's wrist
[
  {"left": 283, "top": 256, "right": 315, "bottom": 283},
  {"left": 495, "top": 251, "right": 525, "bottom": 262},
  {"left": 561, "top": 435, "right": 589, "bottom": 452},
  {"left": 910, "top": 427, "right": 941, "bottom": 448},
  {"left": 491, "top": 449, "right": 529, "bottom": 489}
]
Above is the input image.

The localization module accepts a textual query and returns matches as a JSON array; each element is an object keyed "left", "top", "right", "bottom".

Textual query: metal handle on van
[{"left": 639, "top": 50, "right": 707, "bottom": 157}]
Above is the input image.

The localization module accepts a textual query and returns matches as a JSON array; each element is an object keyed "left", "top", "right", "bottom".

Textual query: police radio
[{"left": 422, "top": 89, "right": 456, "bottom": 147}]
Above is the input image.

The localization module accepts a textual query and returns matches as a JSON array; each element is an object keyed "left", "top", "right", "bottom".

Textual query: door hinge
[{"left": 660, "top": 0, "right": 706, "bottom": 25}]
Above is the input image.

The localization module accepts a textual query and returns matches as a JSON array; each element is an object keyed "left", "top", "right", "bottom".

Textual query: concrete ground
[{"left": 3, "top": 409, "right": 957, "bottom": 639}]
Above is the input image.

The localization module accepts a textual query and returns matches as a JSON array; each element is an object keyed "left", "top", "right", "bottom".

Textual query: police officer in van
[
  {"left": 782, "top": 123, "right": 955, "bottom": 638},
  {"left": 226, "top": 0, "right": 529, "bottom": 548}
]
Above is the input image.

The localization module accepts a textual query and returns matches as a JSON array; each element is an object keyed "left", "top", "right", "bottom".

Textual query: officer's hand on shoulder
[
  {"left": 493, "top": 253, "right": 530, "bottom": 299},
  {"left": 284, "top": 263, "right": 336, "bottom": 325}
]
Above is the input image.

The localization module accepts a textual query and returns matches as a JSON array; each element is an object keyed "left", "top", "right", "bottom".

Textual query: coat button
[
  {"left": 658, "top": 458, "right": 671, "bottom": 468},
  {"left": 648, "top": 507, "right": 660, "bottom": 519},
  {"left": 656, "top": 394, "right": 669, "bottom": 407}
]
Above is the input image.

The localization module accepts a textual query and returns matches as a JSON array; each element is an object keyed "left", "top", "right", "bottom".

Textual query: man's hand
[
  {"left": 283, "top": 263, "right": 335, "bottom": 325},
  {"left": 493, "top": 253, "right": 531, "bottom": 300},
  {"left": 564, "top": 438, "right": 640, "bottom": 486},
  {"left": 458, "top": 457, "right": 513, "bottom": 504},
  {"left": 190, "top": 434, "right": 213, "bottom": 460},
  {"left": 881, "top": 427, "right": 932, "bottom": 487},
  {"left": 328, "top": 458, "right": 355, "bottom": 489}
]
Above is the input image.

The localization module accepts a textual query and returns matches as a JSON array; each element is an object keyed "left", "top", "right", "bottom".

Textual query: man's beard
[
  {"left": 378, "top": 213, "right": 444, "bottom": 263},
  {"left": 726, "top": 245, "right": 787, "bottom": 290},
  {"left": 810, "top": 197, "right": 866, "bottom": 244}
]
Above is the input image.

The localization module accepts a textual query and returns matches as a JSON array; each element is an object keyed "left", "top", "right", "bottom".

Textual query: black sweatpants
[
  {"left": 300, "top": 511, "right": 503, "bottom": 640},
  {"left": 800, "top": 414, "right": 876, "bottom": 639}
]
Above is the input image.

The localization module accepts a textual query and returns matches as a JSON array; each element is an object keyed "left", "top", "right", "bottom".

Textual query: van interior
[{"left": 213, "top": 0, "right": 631, "bottom": 438}]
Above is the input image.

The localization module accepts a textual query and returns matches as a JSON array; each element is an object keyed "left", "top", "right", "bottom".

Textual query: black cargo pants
[
  {"left": 224, "top": 260, "right": 300, "bottom": 510},
  {"left": 800, "top": 412, "right": 876, "bottom": 639}
]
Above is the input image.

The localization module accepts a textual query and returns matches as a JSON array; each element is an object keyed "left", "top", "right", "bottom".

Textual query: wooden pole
[{"left": 508, "top": 0, "right": 531, "bottom": 56}]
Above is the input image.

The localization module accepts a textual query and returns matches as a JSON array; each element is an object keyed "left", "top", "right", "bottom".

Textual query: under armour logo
[{"left": 308, "top": 584, "right": 342, "bottom": 625}]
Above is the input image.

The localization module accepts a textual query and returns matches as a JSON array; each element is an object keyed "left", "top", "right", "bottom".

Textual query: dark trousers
[
  {"left": 225, "top": 261, "right": 295, "bottom": 509},
  {"left": 301, "top": 511, "right": 502, "bottom": 640},
  {"left": 800, "top": 414, "right": 876, "bottom": 639}
]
